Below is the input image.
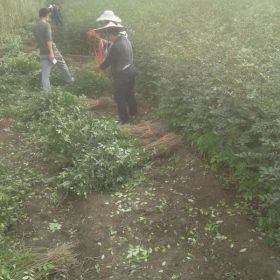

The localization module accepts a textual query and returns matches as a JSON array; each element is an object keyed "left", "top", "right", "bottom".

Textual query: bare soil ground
[
  {"left": 3, "top": 56, "right": 279, "bottom": 280},
  {"left": 17, "top": 146, "right": 280, "bottom": 280}
]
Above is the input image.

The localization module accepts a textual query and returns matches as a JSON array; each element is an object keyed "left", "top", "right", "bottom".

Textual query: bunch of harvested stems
[
  {"left": 87, "top": 96, "right": 115, "bottom": 110},
  {"left": 146, "top": 132, "right": 182, "bottom": 156},
  {"left": 123, "top": 121, "right": 165, "bottom": 143},
  {"left": 16, "top": 244, "right": 78, "bottom": 279},
  {"left": 0, "top": 118, "right": 15, "bottom": 129}
]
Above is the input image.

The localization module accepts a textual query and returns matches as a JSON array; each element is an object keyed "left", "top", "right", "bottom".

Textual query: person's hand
[
  {"left": 87, "top": 30, "right": 94, "bottom": 39},
  {"left": 48, "top": 53, "right": 55, "bottom": 61}
]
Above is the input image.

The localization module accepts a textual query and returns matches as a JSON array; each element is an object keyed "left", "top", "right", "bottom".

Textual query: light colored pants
[{"left": 40, "top": 48, "right": 72, "bottom": 92}]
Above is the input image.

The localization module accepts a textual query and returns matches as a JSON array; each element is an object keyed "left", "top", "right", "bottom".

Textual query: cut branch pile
[
  {"left": 123, "top": 121, "right": 166, "bottom": 144},
  {"left": 19, "top": 243, "right": 78, "bottom": 278},
  {"left": 87, "top": 96, "right": 115, "bottom": 110},
  {"left": 0, "top": 118, "right": 15, "bottom": 129},
  {"left": 145, "top": 132, "right": 182, "bottom": 157},
  {"left": 123, "top": 121, "right": 182, "bottom": 157}
]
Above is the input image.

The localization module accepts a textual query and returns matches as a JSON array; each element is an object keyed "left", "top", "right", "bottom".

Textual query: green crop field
[
  {"left": 59, "top": 0, "right": 280, "bottom": 241},
  {"left": 0, "top": 0, "right": 43, "bottom": 33},
  {"left": 0, "top": 0, "right": 280, "bottom": 279}
]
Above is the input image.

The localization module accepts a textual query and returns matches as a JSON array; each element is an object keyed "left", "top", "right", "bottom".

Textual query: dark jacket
[{"left": 100, "top": 35, "right": 134, "bottom": 76}]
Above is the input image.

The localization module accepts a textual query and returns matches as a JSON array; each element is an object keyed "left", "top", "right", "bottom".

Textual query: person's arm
[
  {"left": 47, "top": 41, "right": 55, "bottom": 59},
  {"left": 45, "top": 23, "right": 54, "bottom": 59},
  {"left": 99, "top": 44, "right": 117, "bottom": 70}
]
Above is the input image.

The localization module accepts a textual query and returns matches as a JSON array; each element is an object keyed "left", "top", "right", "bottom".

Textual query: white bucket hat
[
  {"left": 96, "top": 10, "right": 122, "bottom": 23},
  {"left": 94, "top": 21, "right": 125, "bottom": 32}
]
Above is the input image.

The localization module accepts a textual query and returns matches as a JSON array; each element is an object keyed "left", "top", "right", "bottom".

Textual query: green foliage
[
  {"left": 0, "top": 34, "right": 22, "bottom": 57},
  {"left": 53, "top": 21, "right": 92, "bottom": 55},
  {"left": 0, "top": 32, "right": 144, "bottom": 277},
  {"left": 0, "top": 53, "right": 40, "bottom": 87},
  {"left": 29, "top": 90, "right": 144, "bottom": 198},
  {"left": 0, "top": 242, "right": 56, "bottom": 280},
  {"left": 155, "top": 2, "right": 280, "bottom": 242},
  {"left": 55, "top": 0, "right": 280, "bottom": 243},
  {"left": 49, "top": 63, "right": 111, "bottom": 98},
  {"left": 0, "top": 0, "right": 41, "bottom": 33},
  {"left": 48, "top": 220, "right": 62, "bottom": 232},
  {"left": 0, "top": 143, "right": 47, "bottom": 280},
  {"left": 0, "top": 163, "right": 40, "bottom": 239},
  {"left": 0, "top": 246, "right": 33, "bottom": 280},
  {"left": 0, "top": 34, "right": 40, "bottom": 95},
  {"left": 159, "top": 66, "right": 280, "bottom": 243},
  {"left": 126, "top": 244, "right": 152, "bottom": 263},
  {"left": 66, "top": 69, "right": 111, "bottom": 98}
]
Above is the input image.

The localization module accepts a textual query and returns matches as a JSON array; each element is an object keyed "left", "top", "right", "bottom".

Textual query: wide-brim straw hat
[
  {"left": 94, "top": 22, "right": 125, "bottom": 33},
  {"left": 96, "top": 10, "right": 122, "bottom": 23}
]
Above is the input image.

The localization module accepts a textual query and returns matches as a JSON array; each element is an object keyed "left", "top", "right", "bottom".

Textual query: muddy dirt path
[{"left": 6, "top": 57, "right": 279, "bottom": 280}]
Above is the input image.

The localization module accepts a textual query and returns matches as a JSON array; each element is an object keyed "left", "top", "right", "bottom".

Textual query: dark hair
[
  {"left": 39, "top": 8, "right": 50, "bottom": 18},
  {"left": 107, "top": 28, "right": 120, "bottom": 36}
]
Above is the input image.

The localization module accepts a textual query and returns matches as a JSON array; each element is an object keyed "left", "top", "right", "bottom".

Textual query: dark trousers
[{"left": 113, "top": 66, "right": 137, "bottom": 123}]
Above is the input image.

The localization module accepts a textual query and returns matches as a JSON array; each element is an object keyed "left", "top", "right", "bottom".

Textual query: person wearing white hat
[
  {"left": 96, "top": 10, "right": 122, "bottom": 24},
  {"left": 87, "top": 10, "right": 126, "bottom": 65},
  {"left": 96, "top": 10, "right": 128, "bottom": 38},
  {"left": 95, "top": 22, "right": 137, "bottom": 124}
]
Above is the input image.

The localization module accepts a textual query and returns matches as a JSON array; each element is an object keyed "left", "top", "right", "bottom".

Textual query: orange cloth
[
  {"left": 87, "top": 29, "right": 101, "bottom": 39},
  {"left": 87, "top": 29, "right": 104, "bottom": 66},
  {"left": 97, "top": 39, "right": 104, "bottom": 65}
]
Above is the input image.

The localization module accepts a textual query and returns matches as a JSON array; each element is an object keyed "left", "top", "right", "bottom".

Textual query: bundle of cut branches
[
  {"left": 87, "top": 96, "right": 115, "bottom": 110},
  {"left": 0, "top": 118, "right": 15, "bottom": 129},
  {"left": 145, "top": 132, "right": 182, "bottom": 156},
  {"left": 123, "top": 121, "right": 165, "bottom": 143},
  {"left": 15, "top": 243, "right": 78, "bottom": 279}
]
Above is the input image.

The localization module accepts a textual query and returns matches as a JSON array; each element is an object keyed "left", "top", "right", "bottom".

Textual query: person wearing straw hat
[
  {"left": 96, "top": 10, "right": 122, "bottom": 25},
  {"left": 87, "top": 10, "right": 127, "bottom": 65},
  {"left": 96, "top": 10, "right": 128, "bottom": 38},
  {"left": 95, "top": 22, "right": 137, "bottom": 124}
]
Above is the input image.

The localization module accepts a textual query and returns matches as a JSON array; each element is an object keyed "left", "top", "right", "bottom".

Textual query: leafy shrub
[
  {"left": 0, "top": 35, "right": 42, "bottom": 120},
  {"left": 0, "top": 34, "right": 22, "bottom": 57},
  {"left": 0, "top": 0, "right": 39, "bottom": 33},
  {"left": 158, "top": 54, "right": 280, "bottom": 243},
  {"left": 30, "top": 90, "right": 144, "bottom": 197},
  {"left": 0, "top": 44, "right": 40, "bottom": 92},
  {"left": 11, "top": 53, "right": 39, "bottom": 74},
  {"left": 61, "top": 0, "right": 280, "bottom": 242},
  {"left": 66, "top": 69, "right": 112, "bottom": 98},
  {"left": 52, "top": 0, "right": 280, "bottom": 243},
  {"left": 0, "top": 121, "right": 43, "bottom": 280},
  {"left": 0, "top": 164, "right": 28, "bottom": 238},
  {"left": 0, "top": 246, "right": 33, "bottom": 280},
  {"left": 53, "top": 20, "right": 92, "bottom": 55}
]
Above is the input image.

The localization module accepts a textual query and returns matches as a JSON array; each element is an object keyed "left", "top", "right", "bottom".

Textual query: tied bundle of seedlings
[
  {"left": 123, "top": 121, "right": 166, "bottom": 144},
  {"left": 0, "top": 118, "right": 15, "bottom": 129},
  {"left": 146, "top": 132, "right": 182, "bottom": 157},
  {"left": 18, "top": 243, "right": 78, "bottom": 279},
  {"left": 87, "top": 96, "right": 115, "bottom": 110}
]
